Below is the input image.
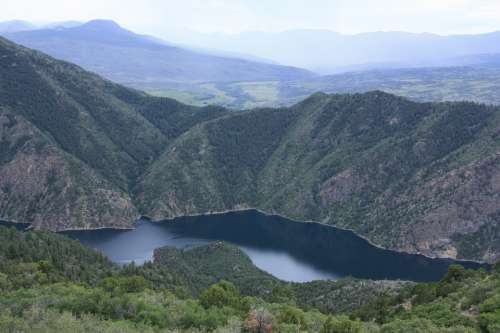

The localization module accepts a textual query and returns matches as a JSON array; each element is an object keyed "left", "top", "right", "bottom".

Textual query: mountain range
[
  {"left": 169, "top": 29, "right": 500, "bottom": 73},
  {"left": 0, "top": 19, "right": 83, "bottom": 33},
  {"left": 2, "top": 20, "right": 313, "bottom": 85},
  {"left": 0, "top": 20, "right": 36, "bottom": 33},
  {"left": 5, "top": 19, "right": 500, "bottom": 112},
  {"left": 2, "top": 36, "right": 500, "bottom": 263}
]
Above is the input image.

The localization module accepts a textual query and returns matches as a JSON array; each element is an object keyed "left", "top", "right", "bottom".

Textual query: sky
[{"left": 2, "top": 0, "right": 500, "bottom": 36}]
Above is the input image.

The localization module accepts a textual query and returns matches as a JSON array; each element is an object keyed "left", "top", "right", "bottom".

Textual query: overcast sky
[{"left": 2, "top": 0, "right": 500, "bottom": 36}]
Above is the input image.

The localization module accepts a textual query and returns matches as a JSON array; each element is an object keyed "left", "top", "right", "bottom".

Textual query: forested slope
[
  {"left": 137, "top": 92, "right": 500, "bottom": 262},
  {"left": 0, "top": 37, "right": 228, "bottom": 230},
  {"left": 2, "top": 36, "right": 500, "bottom": 262}
]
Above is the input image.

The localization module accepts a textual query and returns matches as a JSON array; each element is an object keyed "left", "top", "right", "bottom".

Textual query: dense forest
[
  {"left": 138, "top": 92, "right": 500, "bottom": 263},
  {"left": 2, "top": 36, "right": 500, "bottom": 264},
  {"left": 1, "top": 224, "right": 499, "bottom": 332}
]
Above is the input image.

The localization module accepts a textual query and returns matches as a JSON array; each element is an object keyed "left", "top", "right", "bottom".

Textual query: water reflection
[{"left": 61, "top": 210, "right": 486, "bottom": 282}]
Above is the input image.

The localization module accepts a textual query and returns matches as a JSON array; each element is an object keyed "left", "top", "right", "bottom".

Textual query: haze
[
  {"left": 4, "top": 1, "right": 500, "bottom": 74},
  {"left": 3, "top": 0, "right": 500, "bottom": 36}
]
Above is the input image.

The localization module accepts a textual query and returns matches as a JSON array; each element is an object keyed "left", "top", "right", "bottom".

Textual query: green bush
[
  {"left": 320, "top": 315, "right": 363, "bottom": 333},
  {"left": 200, "top": 280, "right": 240, "bottom": 309}
]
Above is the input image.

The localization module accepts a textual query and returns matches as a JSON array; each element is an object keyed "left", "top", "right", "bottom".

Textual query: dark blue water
[
  {"left": 0, "top": 220, "right": 30, "bottom": 230},
  {"left": 60, "top": 210, "right": 486, "bottom": 283}
]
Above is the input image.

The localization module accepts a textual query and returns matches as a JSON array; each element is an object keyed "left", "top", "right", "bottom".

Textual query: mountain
[
  {"left": 0, "top": 36, "right": 229, "bottom": 230},
  {"left": 136, "top": 92, "right": 500, "bottom": 263},
  {"left": 0, "top": 20, "right": 35, "bottom": 33},
  {"left": 169, "top": 29, "right": 500, "bottom": 73},
  {"left": 42, "top": 20, "right": 83, "bottom": 29},
  {"left": 2, "top": 20, "right": 314, "bottom": 85},
  {"left": 2, "top": 37, "right": 500, "bottom": 263}
]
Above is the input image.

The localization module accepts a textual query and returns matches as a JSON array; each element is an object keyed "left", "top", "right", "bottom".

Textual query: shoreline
[
  {"left": 58, "top": 226, "right": 135, "bottom": 232},
  {"left": 1, "top": 209, "right": 490, "bottom": 265},
  {"left": 154, "top": 208, "right": 490, "bottom": 266},
  {"left": 0, "top": 217, "right": 135, "bottom": 232}
]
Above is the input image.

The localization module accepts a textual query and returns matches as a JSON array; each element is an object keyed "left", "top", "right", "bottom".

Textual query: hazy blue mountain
[
  {"left": 167, "top": 29, "right": 500, "bottom": 73},
  {"left": 3, "top": 20, "right": 314, "bottom": 84},
  {"left": 0, "top": 20, "right": 82, "bottom": 33},
  {"left": 42, "top": 20, "right": 83, "bottom": 29},
  {"left": 444, "top": 53, "right": 500, "bottom": 66},
  {"left": 0, "top": 20, "right": 35, "bottom": 33}
]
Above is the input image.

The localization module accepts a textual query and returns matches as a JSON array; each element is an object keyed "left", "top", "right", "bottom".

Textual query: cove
[{"left": 62, "top": 209, "right": 485, "bottom": 283}]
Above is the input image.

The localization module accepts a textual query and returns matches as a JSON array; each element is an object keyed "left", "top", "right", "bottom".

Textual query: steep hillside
[
  {"left": 0, "top": 37, "right": 228, "bottom": 230},
  {"left": 137, "top": 92, "right": 500, "bottom": 263},
  {"left": 2, "top": 36, "right": 500, "bottom": 263},
  {"left": 3, "top": 20, "right": 314, "bottom": 85}
]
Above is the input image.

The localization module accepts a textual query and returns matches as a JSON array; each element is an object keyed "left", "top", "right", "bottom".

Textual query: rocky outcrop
[{"left": 0, "top": 111, "right": 137, "bottom": 230}]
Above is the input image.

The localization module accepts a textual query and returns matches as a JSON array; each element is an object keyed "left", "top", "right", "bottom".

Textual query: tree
[
  {"left": 0, "top": 273, "right": 11, "bottom": 290},
  {"left": 278, "top": 305, "right": 306, "bottom": 329},
  {"left": 245, "top": 307, "right": 274, "bottom": 333},
  {"left": 442, "top": 265, "right": 467, "bottom": 283},
  {"left": 121, "top": 275, "right": 148, "bottom": 293},
  {"left": 320, "top": 316, "right": 362, "bottom": 333},
  {"left": 200, "top": 280, "right": 239, "bottom": 309}
]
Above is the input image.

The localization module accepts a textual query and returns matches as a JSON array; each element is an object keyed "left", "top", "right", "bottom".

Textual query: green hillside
[
  {"left": 137, "top": 92, "right": 500, "bottom": 263},
  {"left": 2, "top": 224, "right": 500, "bottom": 332},
  {"left": 2, "top": 36, "right": 500, "bottom": 263},
  {"left": 0, "top": 36, "right": 228, "bottom": 230}
]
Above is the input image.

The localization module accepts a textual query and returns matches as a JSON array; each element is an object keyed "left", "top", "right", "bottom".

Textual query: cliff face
[
  {"left": 2, "top": 37, "right": 500, "bottom": 262},
  {"left": 0, "top": 109, "right": 137, "bottom": 230},
  {"left": 0, "top": 37, "right": 226, "bottom": 230}
]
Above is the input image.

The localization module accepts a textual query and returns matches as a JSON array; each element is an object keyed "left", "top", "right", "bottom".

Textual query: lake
[{"left": 60, "top": 210, "right": 486, "bottom": 283}]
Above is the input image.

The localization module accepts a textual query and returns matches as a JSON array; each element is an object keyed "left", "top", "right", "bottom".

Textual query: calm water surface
[{"left": 60, "top": 210, "right": 485, "bottom": 282}]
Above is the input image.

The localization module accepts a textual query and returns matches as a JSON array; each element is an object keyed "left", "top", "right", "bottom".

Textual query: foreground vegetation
[{"left": 1, "top": 225, "right": 499, "bottom": 332}]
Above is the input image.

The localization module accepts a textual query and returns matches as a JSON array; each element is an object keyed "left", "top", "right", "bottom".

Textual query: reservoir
[{"left": 62, "top": 209, "right": 485, "bottom": 282}]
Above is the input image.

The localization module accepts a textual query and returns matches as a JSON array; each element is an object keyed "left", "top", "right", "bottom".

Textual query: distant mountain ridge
[
  {"left": 0, "top": 20, "right": 83, "bottom": 33},
  {"left": 0, "top": 20, "right": 35, "bottom": 33},
  {"left": 169, "top": 29, "right": 500, "bottom": 73},
  {"left": 2, "top": 20, "right": 314, "bottom": 84}
]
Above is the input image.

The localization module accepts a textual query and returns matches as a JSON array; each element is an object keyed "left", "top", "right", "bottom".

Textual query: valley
[
  {"left": 2, "top": 36, "right": 500, "bottom": 264},
  {"left": 2, "top": 2, "right": 500, "bottom": 331},
  {"left": 149, "top": 65, "right": 500, "bottom": 109},
  {"left": 4, "top": 20, "right": 500, "bottom": 110},
  {"left": 62, "top": 210, "right": 485, "bottom": 282}
]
